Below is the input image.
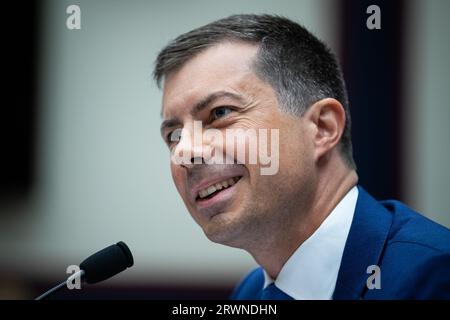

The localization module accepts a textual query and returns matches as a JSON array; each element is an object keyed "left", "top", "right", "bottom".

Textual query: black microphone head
[{"left": 79, "top": 241, "right": 134, "bottom": 284}]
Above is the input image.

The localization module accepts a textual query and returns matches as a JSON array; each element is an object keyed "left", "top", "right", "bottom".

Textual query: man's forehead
[{"left": 161, "top": 42, "right": 259, "bottom": 118}]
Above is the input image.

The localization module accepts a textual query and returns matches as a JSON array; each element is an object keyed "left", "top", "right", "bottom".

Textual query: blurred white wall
[
  {"left": 404, "top": 0, "right": 450, "bottom": 228},
  {"left": 0, "top": 0, "right": 339, "bottom": 286}
]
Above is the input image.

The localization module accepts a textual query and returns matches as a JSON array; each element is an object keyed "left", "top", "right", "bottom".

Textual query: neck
[{"left": 248, "top": 158, "right": 358, "bottom": 279}]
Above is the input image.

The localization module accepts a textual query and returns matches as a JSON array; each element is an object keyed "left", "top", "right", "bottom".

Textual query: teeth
[
  {"left": 198, "top": 177, "right": 241, "bottom": 199},
  {"left": 207, "top": 186, "right": 216, "bottom": 194}
]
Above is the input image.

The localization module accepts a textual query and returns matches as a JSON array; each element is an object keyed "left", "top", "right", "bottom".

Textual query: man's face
[{"left": 160, "top": 42, "right": 317, "bottom": 248}]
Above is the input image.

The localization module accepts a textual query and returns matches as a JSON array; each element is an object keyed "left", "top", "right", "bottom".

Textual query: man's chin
[{"left": 201, "top": 211, "right": 247, "bottom": 247}]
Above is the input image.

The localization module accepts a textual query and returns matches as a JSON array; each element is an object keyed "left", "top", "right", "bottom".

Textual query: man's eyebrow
[
  {"left": 160, "top": 91, "right": 245, "bottom": 136},
  {"left": 190, "top": 91, "right": 246, "bottom": 117}
]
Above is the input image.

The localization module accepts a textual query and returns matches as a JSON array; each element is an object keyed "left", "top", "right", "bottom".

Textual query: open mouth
[{"left": 196, "top": 176, "right": 242, "bottom": 201}]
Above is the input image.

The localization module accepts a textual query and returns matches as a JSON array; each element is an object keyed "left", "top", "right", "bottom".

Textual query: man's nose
[
  {"left": 183, "top": 157, "right": 205, "bottom": 169},
  {"left": 174, "top": 126, "right": 206, "bottom": 169}
]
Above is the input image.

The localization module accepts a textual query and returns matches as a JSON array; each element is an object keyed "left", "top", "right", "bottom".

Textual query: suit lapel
[{"left": 333, "top": 186, "right": 393, "bottom": 299}]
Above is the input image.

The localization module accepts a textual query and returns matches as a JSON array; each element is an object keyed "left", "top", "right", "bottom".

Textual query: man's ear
[{"left": 304, "top": 98, "right": 346, "bottom": 162}]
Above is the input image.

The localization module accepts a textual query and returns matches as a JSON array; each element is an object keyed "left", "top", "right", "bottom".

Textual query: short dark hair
[{"left": 154, "top": 14, "right": 355, "bottom": 168}]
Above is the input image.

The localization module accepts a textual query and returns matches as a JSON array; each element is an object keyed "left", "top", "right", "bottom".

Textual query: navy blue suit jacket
[{"left": 231, "top": 186, "right": 450, "bottom": 299}]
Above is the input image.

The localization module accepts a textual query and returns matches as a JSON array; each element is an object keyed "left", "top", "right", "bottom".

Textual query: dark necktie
[{"left": 260, "top": 283, "right": 294, "bottom": 300}]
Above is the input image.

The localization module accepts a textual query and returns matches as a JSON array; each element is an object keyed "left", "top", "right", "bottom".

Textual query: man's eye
[
  {"left": 167, "top": 128, "right": 182, "bottom": 145},
  {"left": 212, "top": 106, "right": 232, "bottom": 120}
]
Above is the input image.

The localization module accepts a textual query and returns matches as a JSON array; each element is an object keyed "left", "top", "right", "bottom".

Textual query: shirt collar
[{"left": 263, "top": 186, "right": 358, "bottom": 300}]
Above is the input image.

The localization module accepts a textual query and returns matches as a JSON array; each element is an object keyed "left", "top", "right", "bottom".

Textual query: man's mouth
[{"left": 196, "top": 176, "right": 242, "bottom": 201}]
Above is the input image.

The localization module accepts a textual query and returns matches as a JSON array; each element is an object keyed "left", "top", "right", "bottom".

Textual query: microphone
[{"left": 35, "top": 241, "right": 134, "bottom": 300}]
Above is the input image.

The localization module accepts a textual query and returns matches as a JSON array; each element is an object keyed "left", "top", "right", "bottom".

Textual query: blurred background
[{"left": 0, "top": 0, "right": 449, "bottom": 299}]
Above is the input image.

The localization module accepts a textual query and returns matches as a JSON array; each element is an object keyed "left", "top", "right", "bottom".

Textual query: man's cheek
[{"left": 171, "top": 167, "right": 185, "bottom": 196}]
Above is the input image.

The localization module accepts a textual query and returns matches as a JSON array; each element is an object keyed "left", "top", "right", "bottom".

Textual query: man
[{"left": 154, "top": 14, "right": 450, "bottom": 299}]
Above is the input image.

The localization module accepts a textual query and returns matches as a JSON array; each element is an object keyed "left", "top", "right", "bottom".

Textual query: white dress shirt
[{"left": 263, "top": 186, "right": 359, "bottom": 300}]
